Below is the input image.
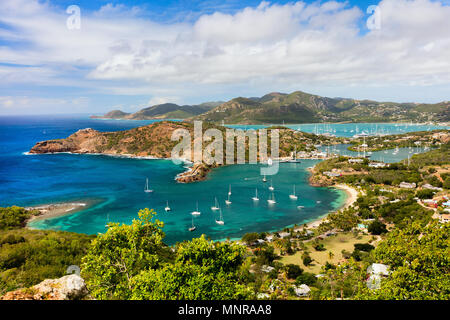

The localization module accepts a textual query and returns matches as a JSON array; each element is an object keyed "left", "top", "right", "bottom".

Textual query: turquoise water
[
  {"left": 319, "top": 144, "right": 431, "bottom": 163},
  {"left": 226, "top": 122, "right": 447, "bottom": 138},
  {"left": 0, "top": 115, "right": 447, "bottom": 244},
  {"left": 28, "top": 159, "right": 344, "bottom": 244}
]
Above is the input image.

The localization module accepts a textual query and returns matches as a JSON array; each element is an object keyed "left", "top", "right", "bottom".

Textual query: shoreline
[
  {"left": 25, "top": 201, "right": 94, "bottom": 227},
  {"left": 302, "top": 183, "right": 359, "bottom": 230}
]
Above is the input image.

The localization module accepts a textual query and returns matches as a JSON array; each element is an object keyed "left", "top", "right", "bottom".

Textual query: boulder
[{"left": 1, "top": 274, "right": 89, "bottom": 300}]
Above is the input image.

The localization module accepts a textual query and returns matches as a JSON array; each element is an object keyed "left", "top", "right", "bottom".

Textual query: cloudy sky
[{"left": 1, "top": 0, "right": 450, "bottom": 114}]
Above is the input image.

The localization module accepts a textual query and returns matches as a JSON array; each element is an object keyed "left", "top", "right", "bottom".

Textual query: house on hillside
[
  {"left": 324, "top": 171, "right": 342, "bottom": 177},
  {"left": 399, "top": 182, "right": 417, "bottom": 189},
  {"left": 293, "top": 284, "right": 311, "bottom": 297},
  {"left": 422, "top": 184, "right": 443, "bottom": 191},
  {"left": 348, "top": 158, "right": 364, "bottom": 164},
  {"left": 369, "top": 162, "right": 388, "bottom": 168},
  {"left": 439, "top": 214, "right": 450, "bottom": 223},
  {"left": 366, "top": 263, "right": 390, "bottom": 290}
]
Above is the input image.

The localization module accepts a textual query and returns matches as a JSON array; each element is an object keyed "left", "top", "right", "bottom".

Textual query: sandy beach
[
  {"left": 25, "top": 202, "right": 91, "bottom": 227},
  {"left": 303, "top": 183, "right": 359, "bottom": 229}
]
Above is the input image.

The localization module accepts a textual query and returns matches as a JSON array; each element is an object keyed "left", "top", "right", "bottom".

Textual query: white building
[
  {"left": 399, "top": 182, "right": 417, "bottom": 189},
  {"left": 293, "top": 284, "right": 311, "bottom": 297},
  {"left": 348, "top": 158, "right": 364, "bottom": 164},
  {"left": 366, "top": 263, "right": 390, "bottom": 290},
  {"left": 369, "top": 162, "right": 388, "bottom": 168}
]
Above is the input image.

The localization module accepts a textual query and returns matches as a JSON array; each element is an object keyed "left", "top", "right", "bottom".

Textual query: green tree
[
  {"left": 368, "top": 220, "right": 387, "bottom": 235},
  {"left": 285, "top": 264, "right": 303, "bottom": 279},
  {"left": 302, "top": 253, "right": 313, "bottom": 266},
  {"left": 81, "top": 209, "right": 172, "bottom": 299},
  {"left": 130, "top": 235, "right": 250, "bottom": 299},
  {"left": 357, "top": 221, "right": 450, "bottom": 300},
  {"left": 241, "top": 232, "right": 260, "bottom": 246}
]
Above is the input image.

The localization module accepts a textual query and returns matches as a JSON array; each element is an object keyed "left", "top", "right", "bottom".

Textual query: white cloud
[
  {"left": 148, "top": 96, "right": 181, "bottom": 106},
  {"left": 0, "top": 0, "right": 450, "bottom": 110}
]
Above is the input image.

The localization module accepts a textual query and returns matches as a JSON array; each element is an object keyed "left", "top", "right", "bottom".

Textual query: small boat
[
  {"left": 267, "top": 192, "right": 276, "bottom": 205},
  {"left": 144, "top": 178, "right": 153, "bottom": 193},
  {"left": 262, "top": 175, "right": 267, "bottom": 183},
  {"left": 252, "top": 188, "right": 259, "bottom": 201},
  {"left": 316, "top": 200, "right": 321, "bottom": 204},
  {"left": 189, "top": 216, "right": 196, "bottom": 232},
  {"left": 297, "top": 205, "right": 304, "bottom": 209},
  {"left": 215, "top": 208, "right": 224, "bottom": 225},
  {"left": 164, "top": 200, "right": 171, "bottom": 212},
  {"left": 225, "top": 192, "right": 231, "bottom": 205},
  {"left": 269, "top": 179, "right": 274, "bottom": 191},
  {"left": 211, "top": 197, "right": 220, "bottom": 211},
  {"left": 228, "top": 184, "right": 232, "bottom": 196},
  {"left": 289, "top": 185, "right": 298, "bottom": 200},
  {"left": 191, "top": 201, "right": 201, "bottom": 216}
]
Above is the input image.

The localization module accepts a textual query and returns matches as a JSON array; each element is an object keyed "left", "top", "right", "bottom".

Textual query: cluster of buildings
[{"left": 399, "top": 182, "right": 417, "bottom": 189}]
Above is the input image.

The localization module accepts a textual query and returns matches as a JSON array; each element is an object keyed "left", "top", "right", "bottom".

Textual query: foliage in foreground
[
  {"left": 357, "top": 221, "right": 450, "bottom": 300},
  {"left": 81, "top": 209, "right": 251, "bottom": 300},
  {"left": 0, "top": 207, "right": 94, "bottom": 295}
]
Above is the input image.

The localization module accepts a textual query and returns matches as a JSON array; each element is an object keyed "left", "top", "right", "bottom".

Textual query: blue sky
[{"left": 1, "top": 0, "right": 450, "bottom": 114}]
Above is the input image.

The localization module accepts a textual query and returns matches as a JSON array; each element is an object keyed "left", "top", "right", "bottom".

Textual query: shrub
[
  {"left": 368, "top": 220, "right": 387, "bottom": 235},
  {"left": 295, "top": 272, "right": 317, "bottom": 286},
  {"left": 302, "top": 253, "right": 312, "bottom": 266},
  {"left": 285, "top": 264, "right": 303, "bottom": 279},
  {"left": 416, "top": 189, "right": 435, "bottom": 200},
  {"left": 314, "top": 243, "right": 326, "bottom": 251},
  {"left": 354, "top": 243, "right": 375, "bottom": 252}
]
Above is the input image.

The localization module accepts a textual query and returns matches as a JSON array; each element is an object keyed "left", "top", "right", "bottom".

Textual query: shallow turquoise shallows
[{"left": 0, "top": 115, "right": 447, "bottom": 244}]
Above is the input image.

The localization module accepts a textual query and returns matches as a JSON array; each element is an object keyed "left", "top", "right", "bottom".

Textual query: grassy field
[{"left": 280, "top": 232, "right": 373, "bottom": 273}]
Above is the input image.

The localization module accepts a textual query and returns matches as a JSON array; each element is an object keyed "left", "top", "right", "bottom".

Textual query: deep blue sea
[{"left": 0, "top": 115, "right": 447, "bottom": 244}]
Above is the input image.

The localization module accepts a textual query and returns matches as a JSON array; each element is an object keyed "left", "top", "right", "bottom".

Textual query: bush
[
  {"left": 368, "top": 220, "right": 387, "bottom": 235},
  {"left": 285, "top": 264, "right": 303, "bottom": 279},
  {"left": 0, "top": 207, "right": 32, "bottom": 230},
  {"left": 0, "top": 234, "right": 25, "bottom": 246},
  {"left": 416, "top": 189, "right": 435, "bottom": 200},
  {"left": 354, "top": 243, "right": 375, "bottom": 252},
  {"left": 302, "top": 253, "right": 312, "bottom": 266},
  {"left": 351, "top": 250, "right": 362, "bottom": 261},
  {"left": 314, "top": 243, "right": 326, "bottom": 251},
  {"left": 295, "top": 272, "right": 317, "bottom": 286},
  {"left": 241, "top": 232, "right": 260, "bottom": 245}
]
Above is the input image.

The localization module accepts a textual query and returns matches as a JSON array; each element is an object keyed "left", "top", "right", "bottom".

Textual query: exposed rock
[
  {"left": 29, "top": 128, "right": 105, "bottom": 154},
  {"left": 1, "top": 274, "right": 89, "bottom": 300},
  {"left": 176, "top": 163, "right": 215, "bottom": 183}
]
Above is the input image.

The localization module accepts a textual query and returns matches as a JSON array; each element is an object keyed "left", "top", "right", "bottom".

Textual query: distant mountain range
[
  {"left": 92, "top": 91, "right": 450, "bottom": 124},
  {"left": 91, "top": 102, "right": 222, "bottom": 120}
]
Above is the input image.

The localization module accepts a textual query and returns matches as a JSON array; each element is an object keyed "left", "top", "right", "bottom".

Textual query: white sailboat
[
  {"left": 269, "top": 179, "right": 274, "bottom": 191},
  {"left": 144, "top": 178, "right": 153, "bottom": 193},
  {"left": 225, "top": 192, "right": 231, "bottom": 205},
  {"left": 262, "top": 175, "right": 267, "bottom": 182},
  {"left": 228, "top": 184, "right": 232, "bottom": 196},
  {"left": 211, "top": 197, "right": 220, "bottom": 211},
  {"left": 267, "top": 192, "right": 276, "bottom": 204},
  {"left": 189, "top": 216, "right": 196, "bottom": 232},
  {"left": 215, "top": 208, "right": 224, "bottom": 225},
  {"left": 289, "top": 185, "right": 298, "bottom": 200},
  {"left": 165, "top": 200, "right": 171, "bottom": 212},
  {"left": 191, "top": 201, "right": 201, "bottom": 216},
  {"left": 252, "top": 188, "right": 259, "bottom": 201}
]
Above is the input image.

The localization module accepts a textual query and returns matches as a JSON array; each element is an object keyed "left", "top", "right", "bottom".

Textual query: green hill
[{"left": 193, "top": 91, "right": 450, "bottom": 124}]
